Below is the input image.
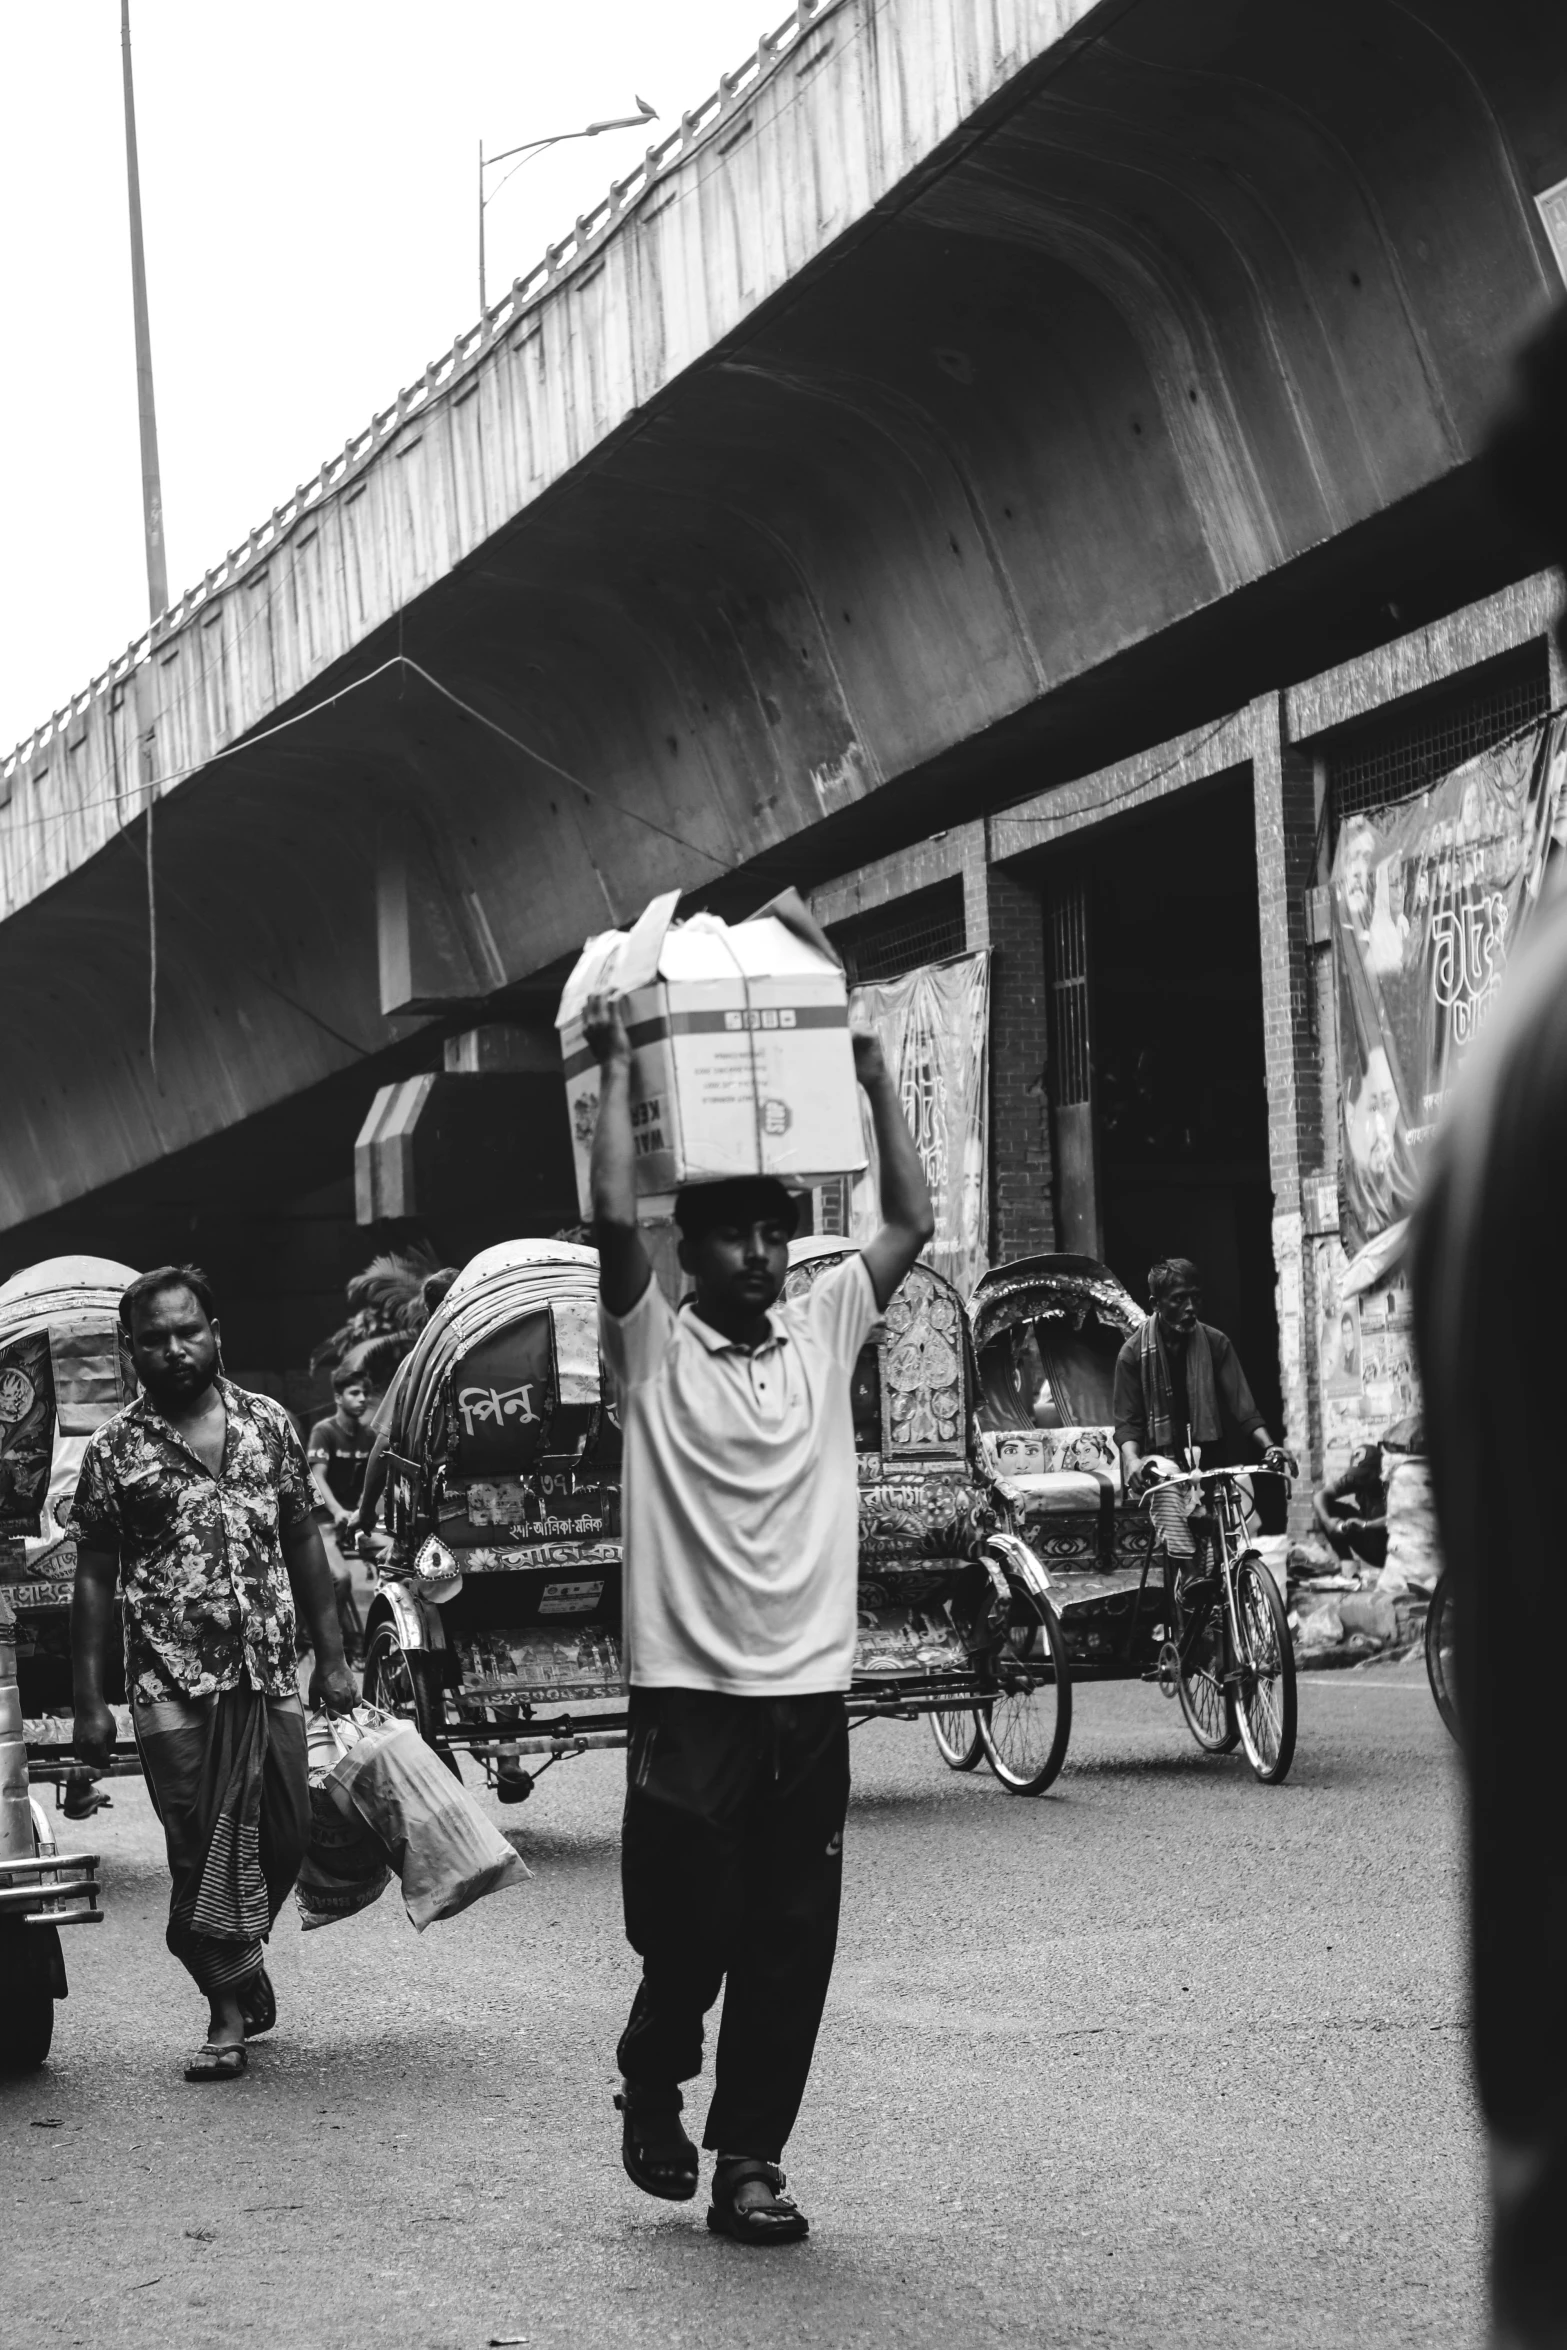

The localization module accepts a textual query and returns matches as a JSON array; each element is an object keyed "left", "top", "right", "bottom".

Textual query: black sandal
[
  {"left": 615, "top": 2084, "right": 699, "bottom": 2202},
  {"left": 184, "top": 2042, "right": 247, "bottom": 2082},
  {"left": 707, "top": 2157, "right": 809, "bottom": 2245},
  {"left": 240, "top": 1967, "right": 276, "bottom": 2040}
]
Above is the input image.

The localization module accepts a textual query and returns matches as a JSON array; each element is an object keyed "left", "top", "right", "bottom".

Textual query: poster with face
[
  {"left": 0, "top": 1329, "right": 56, "bottom": 1536},
  {"left": 830, "top": 949, "right": 992, "bottom": 1295},
  {"left": 1332, "top": 717, "right": 1567, "bottom": 1250},
  {"left": 1324, "top": 1295, "right": 1363, "bottom": 1398}
]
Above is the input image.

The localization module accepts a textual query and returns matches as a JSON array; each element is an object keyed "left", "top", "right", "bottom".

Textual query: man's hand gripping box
[{"left": 556, "top": 888, "right": 866, "bottom": 1219}]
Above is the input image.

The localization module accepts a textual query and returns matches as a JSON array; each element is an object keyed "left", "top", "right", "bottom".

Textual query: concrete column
[
  {"left": 974, "top": 832, "right": 1056, "bottom": 1265},
  {"left": 1249, "top": 692, "right": 1327, "bottom": 1516}
]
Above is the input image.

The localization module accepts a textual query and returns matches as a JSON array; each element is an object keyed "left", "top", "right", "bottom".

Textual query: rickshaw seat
[
  {"left": 996, "top": 1467, "right": 1119, "bottom": 1566},
  {"left": 1001, "top": 1470, "right": 1106, "bottom": 1514}
]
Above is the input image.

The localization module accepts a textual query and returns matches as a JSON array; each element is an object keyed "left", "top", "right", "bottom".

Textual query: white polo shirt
[{"left": 601, "top": 1253, "right": 879, "bottom": 1695}]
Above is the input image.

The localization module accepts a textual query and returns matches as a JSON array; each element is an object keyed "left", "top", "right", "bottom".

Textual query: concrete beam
[
  {"left": 988, "top": 712, "right": 1256, "bottom": 859},
  {"left": 809, "top": 829, "right": 975, "bottom": 928},
  {"left": 1285, "top": 571, "right": 1557, "bottom": 742},
  {"left": 0, "top": 0, "right": 1561, "bottom": 1234}
]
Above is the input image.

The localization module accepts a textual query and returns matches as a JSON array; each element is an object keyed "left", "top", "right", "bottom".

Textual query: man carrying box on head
[{"left": 583, "top": 988, "right": 934, "bottom": 2247}]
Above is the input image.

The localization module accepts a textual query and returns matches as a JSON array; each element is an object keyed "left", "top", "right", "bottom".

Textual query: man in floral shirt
[{"left": 71, "top": 1265, "right": 354, "bottom": 2081}]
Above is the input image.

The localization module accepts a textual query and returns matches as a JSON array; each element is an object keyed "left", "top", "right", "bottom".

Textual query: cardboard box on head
[{"left": 556, "top": 887, "right": 867, "bottom": 1221}]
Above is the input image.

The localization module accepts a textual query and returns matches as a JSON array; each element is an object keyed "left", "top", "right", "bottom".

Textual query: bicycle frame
[{"left": 1143, "top": 1465, "right": 1260, "bottom": 1691}]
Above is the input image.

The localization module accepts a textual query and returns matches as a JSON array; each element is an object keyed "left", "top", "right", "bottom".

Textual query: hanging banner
[
  {"left": 0, "top": 1329, "right": 56, "bottom": 1538},
  {"left": 1332, "top": 716, "right": 1567, "bottom": 1251},
  {"left": 840, "top": 951, "right": 990, "bottom": 1294}
]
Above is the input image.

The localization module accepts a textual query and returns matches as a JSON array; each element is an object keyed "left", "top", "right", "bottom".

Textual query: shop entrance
[{"left": 1044, "top": 771, "right": 1281, "bottom": 1430}]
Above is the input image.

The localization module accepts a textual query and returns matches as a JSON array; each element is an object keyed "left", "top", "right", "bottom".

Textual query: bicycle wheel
[
  {"left": 929, "top": 1705, "right": 985, "bottom": 1771},
  {"left": 1230, "top": 1556, "right": 1297, "bottom": 1785},
  {"left": 978, "top": 1586, "right": 1072, "bottom": 1795},
  {"left": 1424, "top": 1571, "right": 1459, "bottom": 1742},
  {"left": 1174, "top": 1587, "right": 1240, "bottom": 1753},
  {"left": 363, "top": 1620, "right": 458, "bottom": 1774}
]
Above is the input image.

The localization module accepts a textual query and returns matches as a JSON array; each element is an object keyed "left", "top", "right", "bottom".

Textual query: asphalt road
[{"left": 8, "top": 1661, "right": 1478, "bottom": 2350}]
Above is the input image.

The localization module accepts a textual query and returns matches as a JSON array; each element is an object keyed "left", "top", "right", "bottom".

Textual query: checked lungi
[{"left": 135, "top": 1683, "right": 310, "bottom": 1997}]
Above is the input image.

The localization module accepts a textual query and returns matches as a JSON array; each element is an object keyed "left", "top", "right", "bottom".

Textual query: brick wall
[
  {"left": 1250, "top": 693, "right": 1323, "bottom": 1201},
  {"left": 977, "top": 855, "right": 1057, "bottom": 1261},
  {"left": 1250, "top": 692, "right": 1327, "bottom": 1506}
]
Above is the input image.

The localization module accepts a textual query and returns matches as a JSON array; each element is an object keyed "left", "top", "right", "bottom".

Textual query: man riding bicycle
[{"left": 1112, "top": 1257, "right": 1294, "bottom": 1589}]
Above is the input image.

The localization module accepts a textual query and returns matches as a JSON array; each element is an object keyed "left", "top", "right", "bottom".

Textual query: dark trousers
[{"left": 617, "top": 1687, "right": 849, "bottom": 2161}]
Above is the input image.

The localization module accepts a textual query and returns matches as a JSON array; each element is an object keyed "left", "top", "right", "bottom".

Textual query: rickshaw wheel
[
  {"left": 1424, "top": 1571, "right": 1459, "bottom": 1742},
  {"left": 929, "top": 1707, "right": 985, "bottom": 1772},
  {"left": 1177, "top": 1618, "right": 1240, "bottom": 1754},
  {"left": 363, "top": 1621, "right": 456, "bottom": 1773},
  {"left": 0, "top": 1937, "right": 54, "bottom": 2072},
  {"left": 1230, "top": 1558, "right": 1297, "bottom": 1785},
  {"left": 977, "top": 1585, "right": 1072, "bottom": 1796}
]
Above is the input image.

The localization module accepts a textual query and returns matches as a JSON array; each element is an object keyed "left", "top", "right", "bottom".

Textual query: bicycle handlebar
[{"left": 1136, "top": 1460, "right": 1292, "bottom": 1507}]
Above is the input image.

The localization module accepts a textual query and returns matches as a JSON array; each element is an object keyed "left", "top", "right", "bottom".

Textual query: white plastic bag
[
  {"left": 325, "top": 1711, "right": 529, "bottom": 1932},
  {"left": 296, "top": 1708, "right": 393, "bottom": 1932}
]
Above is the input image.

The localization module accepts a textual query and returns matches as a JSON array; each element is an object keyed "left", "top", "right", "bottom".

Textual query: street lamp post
[
  {"left": 478, "top": 97, "right": 657, "bottom": 312},
  {"left": 121, "top": 0, "right": 166, "bottom": 622}
]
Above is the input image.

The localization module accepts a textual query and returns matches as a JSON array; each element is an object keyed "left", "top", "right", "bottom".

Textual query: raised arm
[
  {"left": 586, "top": 989, "right": 653, "bottom": 1318},
  {"left": 854, "top": 1030, "right": 936, "bottom": 1311}
]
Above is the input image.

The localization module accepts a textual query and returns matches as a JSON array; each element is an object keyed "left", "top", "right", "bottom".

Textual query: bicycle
[
  {"left": 1424, "top": 1569, "right": 1458, "bottom": 1741},
  {"left": 1140, "top": 1462, "right": 1298, "bottom": 1785}
]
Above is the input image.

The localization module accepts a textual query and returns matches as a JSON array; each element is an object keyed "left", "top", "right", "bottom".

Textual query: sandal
[
  {"left": 184, "top": 2042, "right": 247, "bottom": 2083},
  {"left": 614, "top": 2084, "right": 699, "bottom": 2202},
  {"left": 240, "top": 1967, "right": 277, "bottom": 2040},
  {"left": 707, "top": 2157, "right": 809, "bottom": 2245}
]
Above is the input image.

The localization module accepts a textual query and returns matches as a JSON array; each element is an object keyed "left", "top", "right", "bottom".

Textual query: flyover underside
[{"left": 5, "top": 0, "right": 1562, "bottom": 1238}]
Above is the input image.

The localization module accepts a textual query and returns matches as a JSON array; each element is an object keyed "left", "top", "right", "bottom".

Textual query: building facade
[{"left": 1, "top": 0, "right": 1563, "bottom": 1441}]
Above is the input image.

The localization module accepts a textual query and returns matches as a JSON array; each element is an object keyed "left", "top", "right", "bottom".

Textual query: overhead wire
[{"left": 5, "top": 652, "right": 747, "bottom": 886}]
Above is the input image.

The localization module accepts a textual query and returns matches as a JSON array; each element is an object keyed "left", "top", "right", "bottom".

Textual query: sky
[{"left": 0, "top": 0, "right": 776, "bottom": 753}]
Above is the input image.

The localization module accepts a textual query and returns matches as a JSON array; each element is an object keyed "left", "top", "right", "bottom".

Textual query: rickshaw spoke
[
  {"left": 930, "top": 1705, "right": 986, "bottom": 1771},
  {"left": 1175, "top": 1595, "right": 1238, "bottom": 1755}
]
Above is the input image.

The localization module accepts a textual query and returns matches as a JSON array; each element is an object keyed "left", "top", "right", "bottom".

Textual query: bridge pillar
[
  {"left": 972, "top": 847, "right": 1057, "bottom": 1265},
  {"left": 1250, "top": 692, "right": 1329, "bottom": 1518}
]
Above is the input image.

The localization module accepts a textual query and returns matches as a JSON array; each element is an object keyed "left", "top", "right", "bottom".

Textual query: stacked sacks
[{"left": 1377, "top": 1453, "right": 1441, "bottom": 1600}]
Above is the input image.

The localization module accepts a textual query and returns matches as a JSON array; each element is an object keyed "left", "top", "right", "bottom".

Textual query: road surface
[{"left": 8, "top": 1663, "right": 1477, "bottom": 2349}]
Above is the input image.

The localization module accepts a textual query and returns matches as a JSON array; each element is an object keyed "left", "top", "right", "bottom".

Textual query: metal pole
[
  {"left": 121, "top": 0, "right": 167, "bottom": 622},
  {"left": 478, "top": 137, "right": 486, "bottom": 314}
]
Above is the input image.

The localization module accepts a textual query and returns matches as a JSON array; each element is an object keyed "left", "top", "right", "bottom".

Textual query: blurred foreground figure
[{"left": 1414, "top": 304, "right": 1567, "bottom": 2348}]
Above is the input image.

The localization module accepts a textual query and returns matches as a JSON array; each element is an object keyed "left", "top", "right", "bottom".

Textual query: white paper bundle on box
[{"left": 557, "top": 886, "right": 866, "bottom": 1219}]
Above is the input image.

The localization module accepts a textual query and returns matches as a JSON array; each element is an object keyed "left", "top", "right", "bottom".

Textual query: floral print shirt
[{"left": 72, "top": 1379, "right": 316, "bottom": 1703}]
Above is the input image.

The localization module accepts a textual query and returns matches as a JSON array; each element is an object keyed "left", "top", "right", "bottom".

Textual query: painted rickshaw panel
[
  {"left": 968, "top": 1254, "right": 1166, "bottom": 1675},
  {"left": 374, "top": 1248, "right": 629, "bottom": 1727},
  {"left": 0, "top": 1258, "right": 140, "bottom": 1746},
  {"left": 781, "top": 1244, "right": 991, "bottom": 1683}
]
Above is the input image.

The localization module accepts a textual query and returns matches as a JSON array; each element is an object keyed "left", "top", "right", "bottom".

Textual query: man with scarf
[
  {"left": 1112, "top": 1258, "right": 1292, "bottom": 1557},
  {"left": 70, "top": 1265, "right": 354, "bottom": 2081}
]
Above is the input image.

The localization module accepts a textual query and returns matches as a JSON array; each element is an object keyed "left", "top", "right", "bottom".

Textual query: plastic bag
[
  {"left": 325, "top": 1711, "right": 529, "bottom": 1932},
  {"left": 296, "top": 1709, "right": 392, "bottom": 1932}
]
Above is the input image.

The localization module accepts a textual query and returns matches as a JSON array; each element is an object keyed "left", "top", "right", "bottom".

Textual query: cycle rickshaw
[
  {"left": 0, "top": 1257, "right": 129, "bottom": 2066},
  {"left": 363, "top": 1237, "right": 1072, "bottom": 1799},
  {"left": 969, "top": 1254, "right": 1296, "bottom": 1784}
]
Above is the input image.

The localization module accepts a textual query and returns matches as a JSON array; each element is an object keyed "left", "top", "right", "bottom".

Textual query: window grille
[
  {"left": 1047, "top": 881, "right": 1092, "bottom": 1108},
  {"left": 828, "top": 879, "right": 965, "bottom": 986},
  {"left": 1328, "top": 646, "right": 1551, "bottom": 834}
]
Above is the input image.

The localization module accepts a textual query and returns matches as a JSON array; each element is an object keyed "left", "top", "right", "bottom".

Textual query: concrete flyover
[{"left": 2, "top": 0, "right": 1562, "bottom": 1356}]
